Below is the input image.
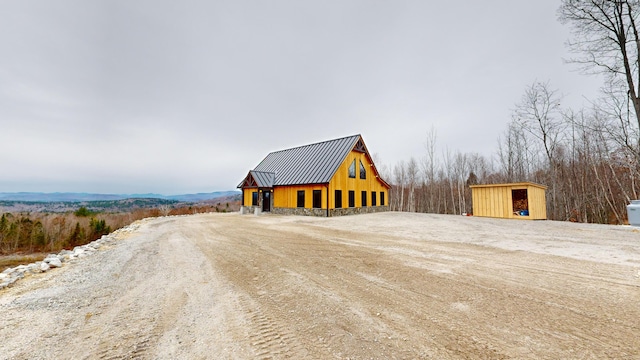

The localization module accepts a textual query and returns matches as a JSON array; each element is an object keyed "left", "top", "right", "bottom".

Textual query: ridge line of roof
[
  {"left": 266, "top": 134, "right": 361, "bottom": 154},
  {"left": 251, "top": 170, "right": 275, "bottom": 174}
]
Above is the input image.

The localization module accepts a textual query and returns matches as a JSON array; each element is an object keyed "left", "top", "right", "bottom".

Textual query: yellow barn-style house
[{"left": 238, "top": 135, "right": 391, "bottom": 216}]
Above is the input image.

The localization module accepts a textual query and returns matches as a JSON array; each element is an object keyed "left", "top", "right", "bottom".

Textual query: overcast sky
[{"left": 0, "top": 1, "right": 604, "bottom": 194}]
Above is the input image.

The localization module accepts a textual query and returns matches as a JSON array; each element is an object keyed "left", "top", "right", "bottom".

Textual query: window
[
  {"left": 361, "top": 191, "right": 367, "bottom": 207},
  {"left": 313, "top": 190, "right": 322, "bottom": 208},
  {"left": 372, "top": 191, "right": 377, "bottom": 206},
  {"left": 297, "top": 190, "right": 305, "bottom": 208},
  {"left": 359, "top": 160, "right": 366, "bottom": 179},
  {"left": 252, "top": 192, "right": 258, "bottom": 206},
  {"left": 348, "top": 191, "right": 355, "bottom": 208},
  {"left": 335, "top": 190, "right": 342, "bottom": 208},
  {"left": 348, "top": 160, "right": 356, "bottom": 178},
  {"left": 380, "top": 192, "right": 385, "bottom": 206}
]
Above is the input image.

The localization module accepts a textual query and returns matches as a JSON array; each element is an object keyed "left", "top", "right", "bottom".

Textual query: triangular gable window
[
  {"left": 359, "top": 160, "right": 366, "bottom": 179},
  {"left": 348, "top": 159, "right": 356, "bottom": 178}
]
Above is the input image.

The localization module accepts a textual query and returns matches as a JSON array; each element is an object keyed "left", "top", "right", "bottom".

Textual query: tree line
[
  {"left": 384, "top": 1, "right": 640, "bottom": 224},
  {"left": 0, "top": 211, "right": 114, "bottom": 254},
  {"left": 0, "top": 203, "right": 239, "bottom": 255},
  {"left": 385, "top": 90, "right": 636, "bottom": 224}
]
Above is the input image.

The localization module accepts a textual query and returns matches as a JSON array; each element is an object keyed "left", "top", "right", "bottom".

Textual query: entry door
[{"left": 262, "top": 191, "right": 271, "bottom": 212}]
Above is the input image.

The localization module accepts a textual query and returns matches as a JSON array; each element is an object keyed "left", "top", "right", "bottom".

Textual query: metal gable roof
[
  {"left": 250, "top": 171, "right": 275, "bottom": 187},
  {"left": 252, "top": 134, "right": 361, "bottom": 186},
  {"left": 237, "top": 170, "right": 276, "bottom": 188}
]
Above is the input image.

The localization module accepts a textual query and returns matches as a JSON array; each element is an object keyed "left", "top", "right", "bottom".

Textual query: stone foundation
[
  {"left": 241, "top": 205, "right": 390, "bottom": 217},
  {"left": 271, "top": 207, "right": 328, "bottom": 216},
  {"left": 239, "top": 206, "right": 261, "bottom": 215},
  {"left": 270, "top": 206, "right": 390, "bottom": 217}
]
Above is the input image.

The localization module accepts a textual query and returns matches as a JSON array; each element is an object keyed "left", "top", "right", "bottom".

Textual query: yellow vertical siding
[
  {"left": 273, "top": 185, "right": 327, "bottom": 209},
  {"left": 470, "top": 182, "right": 547, "bottom": 220},
  {"left": 269, "top": 151, "right": 390, "bottom": 210},
  {"left": 328, "top": 150, "right": 390, "bottom": 209},
  {"left": 474, "top": 185, "right": 511, "bottom": 218},
  {"left": 528, "top": 186, "right": 547, "bottom": 219},
  {"left": 243, "top": 189, "right": 258, "bottom": 206},
  {"left": 529, "top": 187, "right": 539, "bottom": 219},
  {"left": 246, "top": 150, "right": 390, "bottom": 211},
  {"left": 501, "top": 186, "right": 510, "bottom": 218}
]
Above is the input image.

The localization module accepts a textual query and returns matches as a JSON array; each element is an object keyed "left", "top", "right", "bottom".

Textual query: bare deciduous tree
[
  {"left": 511, "top": 81, "right": 565, "bottom": 218},
  {"left": 392, "top": 161, "right": 406, "bottom": 211},
  {"left": 422, "top": 126, "right": 438, "bottom": 212},
  {"left": 515, "top": 81, "right": 564, "bottom": 168},
  {"left": 559, "top": 0, "right": 640, "bottom": 147},
  {"left": 406, "top": 157, "right": 419, "bottom": 212},
  {"left": 498, "top": 120, "right": 533, "bottom": 182}
]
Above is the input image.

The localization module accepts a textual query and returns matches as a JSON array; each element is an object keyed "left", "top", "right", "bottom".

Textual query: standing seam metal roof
[
  {"left": 251, "top": 134, "right": 361, "bottom": 186},
  {"left": 250, "top": 171, "right": 276, "bottom": 188}
]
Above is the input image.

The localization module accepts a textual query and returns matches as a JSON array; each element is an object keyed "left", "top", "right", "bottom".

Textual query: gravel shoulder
[{"left": 1, "top": 212, "right": 639, "bottom": 359}]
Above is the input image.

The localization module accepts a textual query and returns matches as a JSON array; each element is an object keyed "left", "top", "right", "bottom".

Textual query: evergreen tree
[
  {"left": 30, "top": 221, "right": 46, "bottom": 251},
  {"left": 89, "top": 218, "right": 110, "bottom": 241},
  {"left": 68, "top": 222, "right": 85, "bottom": 247},
  {"left": 0, "top": 214, "right": 7, "bottom": 251},
  {"left": 75, "top": 207, "right": 91, "bottom": 217}
]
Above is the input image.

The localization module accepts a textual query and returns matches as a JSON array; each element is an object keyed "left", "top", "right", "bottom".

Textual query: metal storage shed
[{"left": 470, "top": 182, "right": 547, "bottom": 220}]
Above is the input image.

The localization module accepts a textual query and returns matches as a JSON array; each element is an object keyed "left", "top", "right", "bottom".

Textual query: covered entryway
[{"left": 238, "top": 170, "right": 275, "bottom": 214}]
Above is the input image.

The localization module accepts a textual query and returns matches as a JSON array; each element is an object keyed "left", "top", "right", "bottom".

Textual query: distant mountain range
[{"left": 0, "top": 191, "right": 240, "bottom": 203}]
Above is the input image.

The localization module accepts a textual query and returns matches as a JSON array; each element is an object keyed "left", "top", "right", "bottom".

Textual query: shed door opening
[{"left": 512, "top": 189, "right": 529, "bottom": 216}]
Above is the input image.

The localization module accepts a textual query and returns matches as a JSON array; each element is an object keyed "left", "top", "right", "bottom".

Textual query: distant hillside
[
  {"left": 0, "top": 191, "right": 240, "bottom": 203},
  {"left": 0, "top": 198, "right": 181, "bottom": 213}
]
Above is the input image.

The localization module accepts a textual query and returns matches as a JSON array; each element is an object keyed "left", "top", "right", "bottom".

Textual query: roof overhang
[
  {"left": 469, "top": 182, "right": 547, "bottom": 190},
  {"left": 238, "top": 171, "right": 275, "bottom": 189}
]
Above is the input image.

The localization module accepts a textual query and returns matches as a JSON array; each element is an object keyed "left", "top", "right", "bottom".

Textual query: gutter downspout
[{"left": 326, "top": 184, "right": 330, "bottom": 217}]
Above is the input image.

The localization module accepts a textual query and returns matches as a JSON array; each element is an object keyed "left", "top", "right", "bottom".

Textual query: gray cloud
[{"left": 0, "top": 0, "right": 603, "bottom": 193}]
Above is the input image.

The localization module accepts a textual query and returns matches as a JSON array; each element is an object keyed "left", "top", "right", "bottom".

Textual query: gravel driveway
[{"left": 1, "top": 212, "right": 639, "bottom": 359}]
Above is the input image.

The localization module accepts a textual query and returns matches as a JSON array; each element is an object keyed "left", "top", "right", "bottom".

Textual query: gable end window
[
  {"left": 348, "top": 160, "right": 356, "bottom": 178},
  {"left": 313, "top": 190, "right": 322, "bottom": 208},
  {"left": 359, "top": 160, "right": 366, "bottom": 179},
  {"left": 335, "top": 190, "right": 343, "bottom": 209},
  {"left": 297, "top": 190, "right": 305, "bottom": 208}
]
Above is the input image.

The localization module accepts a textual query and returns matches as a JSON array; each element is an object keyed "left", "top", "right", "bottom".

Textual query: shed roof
[
  {"left": 469, "top": 182, "right": 547, "bottom": 190},
  {"left": 238, "top": 134, "right": 390, "bottom": 188}
]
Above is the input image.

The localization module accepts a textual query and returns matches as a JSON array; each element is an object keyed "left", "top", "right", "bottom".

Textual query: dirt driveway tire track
[{"left": 1, "top": 212, "right": 639, "bottom": 359}]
